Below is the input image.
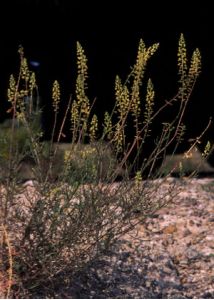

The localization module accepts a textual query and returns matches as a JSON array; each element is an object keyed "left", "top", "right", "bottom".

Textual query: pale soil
[
  {"left": 59, "top": 177, "right": 214, "bottom": 299},
  {"left": 1, "top": 177, "right": 214, "bottom": 298}
]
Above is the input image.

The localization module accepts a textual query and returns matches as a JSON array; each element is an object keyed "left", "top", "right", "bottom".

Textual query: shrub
[{"left": 0, "top": 35, "right": 210, "bottom": 297}]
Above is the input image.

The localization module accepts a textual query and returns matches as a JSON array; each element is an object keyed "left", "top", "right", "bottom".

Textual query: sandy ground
[{"left": 1, "top": 177, "right": 214, "bottom": 298}]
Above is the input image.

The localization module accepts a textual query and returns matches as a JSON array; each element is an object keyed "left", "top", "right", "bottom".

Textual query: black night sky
[{"left": 0, "top": 1, "right": 213, "bottom": 148}]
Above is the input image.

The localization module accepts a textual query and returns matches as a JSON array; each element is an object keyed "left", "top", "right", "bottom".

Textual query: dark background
[{"left": 0, "top": 0, "right": 213, "bottom": 151}]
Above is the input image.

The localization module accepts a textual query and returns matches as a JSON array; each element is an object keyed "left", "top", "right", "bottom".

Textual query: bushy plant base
[{"left": 1, "top": 177, "right": 180, "bottom": 297}]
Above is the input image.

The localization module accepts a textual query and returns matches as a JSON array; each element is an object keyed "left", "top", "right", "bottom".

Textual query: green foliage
[{"left": 40, "top": 141, "right": 120, "bottom": 184}]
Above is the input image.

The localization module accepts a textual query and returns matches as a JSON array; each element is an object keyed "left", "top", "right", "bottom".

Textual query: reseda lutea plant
[{"left": 0, "top": 34, "right": 208, "bottom": 298}]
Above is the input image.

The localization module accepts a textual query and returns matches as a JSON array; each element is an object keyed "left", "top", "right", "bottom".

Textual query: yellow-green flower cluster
[
  {"left": 64, "top": 150, "right": 72, "bottom": 164},
  {"left": 115, "top": 75, "right": 130, "bottom": 119},
  {"left": 20, "top": 57, "right": 30, "bottom": 82},
  {"left": 144, "top": 79, "right": 155, "bottom": 124},
  {"left": 114, "top": 122, "right": 124, "bottom": 152},
  {"left": 76, "top": 41, "right": 88, "bottom": 79},
  {"left": 80, "top": 97, "right": 90, "bottom": 119},
  {"left": 89, "top": 114, "right": 98, "bottom": 141},
  {"left": 177, "top": 33, "right": 201, "bottom": 100},
  {"left": 146, "top": 43, "right": 160, "bottom": 57},
  {"left": 174, "top": 124, "right": 185, "bottom": 143},
  {"left": 189, "top": 48, "right": 201, "bottom": 77},
  {"left": 7, "top": 75, "right": 16, "bottom": 102},
  {"left": 178, "top": 33, "right": 187, "bottom": 82},
  {"left": 202, "top": 141, "right": 211, "bottom": 158},
  {"left": 7, "top": 46, "right": 39, "bottom": 121},
  {"left": 16, "top": 111, "right": 26, "bottom": 122},
  {"left": 134, "top": 170, "right": 142, "bottom": 186},
  {"left": 80, "top": 147, "right": 96, "bottom": 159},
  {"left": 103, "top": 111, "right": 113, "bottom": 140},
  {"left": 73, "top": 42, "right": 91, "bottom": 138},
  {"left": 131, "top": 39, "right": 159, "bottom": 119},
  {"left": 71, "top": 100, "right": 79, "bottom": 132},
  {"left": 29, "top": 72, "right": 36, "bottom": 92},
  {"left": 76, "top": 42, "right": 88, "bottom": 106},
  {"left": 52, "top": 80, "right": 60, "bottom": 112}
]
